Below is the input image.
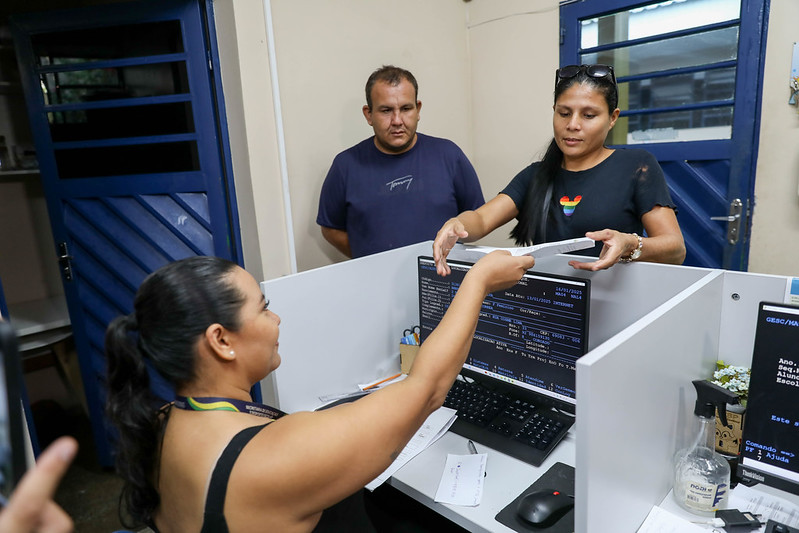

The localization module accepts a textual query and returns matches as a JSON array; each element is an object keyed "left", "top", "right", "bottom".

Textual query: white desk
[{"left": 389, "top": 430, "right": 576, "bottom": 533}]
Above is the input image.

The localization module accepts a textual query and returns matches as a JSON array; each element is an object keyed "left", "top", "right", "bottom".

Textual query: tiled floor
[{"left": 32, "top": 400, "right": 129, "bottom": 533}]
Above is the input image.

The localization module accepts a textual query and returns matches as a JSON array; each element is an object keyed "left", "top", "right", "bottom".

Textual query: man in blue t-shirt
[{"left": 317, "top": 65, "right": 484, "bottom": 259}]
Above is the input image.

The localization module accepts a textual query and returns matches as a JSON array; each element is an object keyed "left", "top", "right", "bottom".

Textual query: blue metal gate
[{"left": 11, "top": 0, "right": 241, "bottom": 465}]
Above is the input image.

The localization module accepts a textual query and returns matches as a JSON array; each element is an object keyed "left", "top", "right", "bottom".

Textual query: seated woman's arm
[
  {"left": 433, "top": 194, "right": 519, "bottom": 275},
  {"left": 568, "top": 206, "right": 686, "bottom": 271},
  {"left": 243, "top": 252, "right": 534, "bottom": 526}
]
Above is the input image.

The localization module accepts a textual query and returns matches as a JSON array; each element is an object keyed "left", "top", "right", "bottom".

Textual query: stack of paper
[{"left": 365, "top": 406, "right": 457, "bottom": 491}]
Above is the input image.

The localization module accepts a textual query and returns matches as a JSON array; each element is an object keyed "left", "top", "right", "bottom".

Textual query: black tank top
[
  {"left": 156, "top": 422, "right": 374, "bottom": 533},
  {"left": 201, "top": 423, "right": 269, "bottom": 533}
]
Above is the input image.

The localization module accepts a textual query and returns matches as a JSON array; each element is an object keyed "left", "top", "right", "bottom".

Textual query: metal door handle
[
  {"left": 710, "top": 199, "right": 742, "bottom": 245},
  {"left": 709, "top": 214, "right": 740, "bottom": 222},
  {"left": 57, "top": 242, "right": 73, "bottom": 282}
]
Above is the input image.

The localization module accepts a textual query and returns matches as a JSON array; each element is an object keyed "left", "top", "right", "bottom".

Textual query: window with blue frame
[
  {"left": 31, "top": 20, "right": 199, "bottom": 178},
  {"left": 577, "top": 0, "right": 742, "bottom": 145}
]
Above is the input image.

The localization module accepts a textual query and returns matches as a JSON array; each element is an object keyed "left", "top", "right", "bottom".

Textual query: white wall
[
  {"left": 214, "top": 0, "right": 797, "bottom": 280},
  {"left": 748, "top": 0, "right": 799, "bottom": 277},
  {"left": 466, "top": 0, "right": 559, "bottom": 248},
  {"left": 213, "top": 0, "right": 290, "bottom": 283},
  {"left": 268, "top": 0, "right": 475, "bottom": 272}
]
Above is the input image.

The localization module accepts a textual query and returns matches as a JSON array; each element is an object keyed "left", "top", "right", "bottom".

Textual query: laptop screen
[{"left": 417, "top": 256, "right": 590, "bottom": 412}]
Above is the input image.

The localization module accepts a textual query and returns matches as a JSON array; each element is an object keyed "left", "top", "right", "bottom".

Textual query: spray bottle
[{"left": 673, "top": 379, "right": 739, "bottom": 515}]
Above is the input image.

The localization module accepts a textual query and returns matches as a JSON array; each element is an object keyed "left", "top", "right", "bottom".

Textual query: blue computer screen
[
  {"left": 417, "top": 257, "right": 590, "bottom": 408},
  {"left": 738, "top": 302, "right": 799, "bottom": 496}
]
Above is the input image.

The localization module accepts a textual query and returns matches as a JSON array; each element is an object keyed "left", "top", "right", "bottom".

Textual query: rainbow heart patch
[{"left": 560, "top": 195, "right": 582, "bottom": 216}]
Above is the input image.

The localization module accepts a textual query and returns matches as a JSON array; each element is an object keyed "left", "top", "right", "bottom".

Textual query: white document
[
  {"left": 637, "top": 506, "right": 707, "bottom": 532},
  {"left": 729, "top": 483, "right": 799, "bottom": 527},
  {"left": 365, "top": 406, "right": 457, "bottom": 491},
  {"left": 448, "top": 237, "right": 595, "bottom": 263},
  {"left": 434, "top": 453, "right": 487, "bottom": 507}
]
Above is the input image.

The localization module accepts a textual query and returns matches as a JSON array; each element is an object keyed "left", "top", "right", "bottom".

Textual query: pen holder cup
[{"left": 399, "top": 344, "right": 419, "bottom": 374}]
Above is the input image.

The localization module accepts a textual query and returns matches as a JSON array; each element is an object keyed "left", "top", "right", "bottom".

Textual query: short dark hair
[{"left": 365, "top": 65, "right": 418, "bottom": 110}]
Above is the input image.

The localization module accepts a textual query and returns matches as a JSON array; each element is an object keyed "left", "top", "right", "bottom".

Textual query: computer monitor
[
  {"left": 417, "top": 256, "right": 590, "bottom": 414},
  {"left": 737, "top": 301, "right": 799, "bottom": 496}
]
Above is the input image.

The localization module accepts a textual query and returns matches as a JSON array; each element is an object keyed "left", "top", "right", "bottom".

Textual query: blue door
[
  {"left": 11, "top": 0, "right": 241, "bottom": 465},
  {"left": 560, "top": 0, "right": 769, "bottom": 269}
]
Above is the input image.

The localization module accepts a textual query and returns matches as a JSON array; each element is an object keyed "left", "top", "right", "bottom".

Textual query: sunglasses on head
[{"left": 555, "top": 64, "right": 617, "bottom": 87}]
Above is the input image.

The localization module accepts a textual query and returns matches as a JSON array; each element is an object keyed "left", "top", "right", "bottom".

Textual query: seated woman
[
  {"left": 105, "top": 251, "right": 534, "bottom": 532},
  {"left": 433, "top": 63, "right": 686, "bottom": 275}
]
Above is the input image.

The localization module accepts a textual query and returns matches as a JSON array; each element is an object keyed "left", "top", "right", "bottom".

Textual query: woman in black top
[{"left": 433, "top": 64, "right": 685, "bottom": 275}]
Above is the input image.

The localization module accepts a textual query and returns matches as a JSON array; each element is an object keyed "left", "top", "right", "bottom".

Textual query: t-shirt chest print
[
  {"left": 560, "top": 195, "right": 582, "bottom": 216},
  {"left": 385, "top": 174, "right": 413, "bottom": 193}
]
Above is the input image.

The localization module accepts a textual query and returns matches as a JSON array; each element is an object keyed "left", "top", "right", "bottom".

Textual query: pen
[
  {"left": 468, "top": 440, "right": 487, "bottom": 476},
  {"left": 363, "top": 373, "right": 402, "bottom": 390}
]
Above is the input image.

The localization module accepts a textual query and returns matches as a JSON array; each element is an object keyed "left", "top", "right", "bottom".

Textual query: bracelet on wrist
[{"left": 619, "top": 233, "right": 643, "bottom": 263}]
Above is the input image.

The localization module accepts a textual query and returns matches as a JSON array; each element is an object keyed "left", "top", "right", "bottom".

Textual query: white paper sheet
[
  {"left": 637, "top": 506, "right": 708, "bottom": 532},
  {"left": 434, "top": 453, "right": 487, "bottom": 506},
  {"left": 365, "top": 406, "right": 457, "bottom": 491},
  {"left": 729, "top": 483, "right": 799, "bottom": 527},
  {"left": 447, "top": 236, "right": 595, "bottom": 263}
]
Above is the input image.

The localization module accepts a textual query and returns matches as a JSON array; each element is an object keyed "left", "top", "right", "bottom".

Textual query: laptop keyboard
[{"left": 443, "top": 379, "right": 574, "bottom": 466}]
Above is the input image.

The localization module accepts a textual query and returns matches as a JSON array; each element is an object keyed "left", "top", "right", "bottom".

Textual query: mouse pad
[{"left": 495, "top": 462, "right": 575, "bottom": 533}]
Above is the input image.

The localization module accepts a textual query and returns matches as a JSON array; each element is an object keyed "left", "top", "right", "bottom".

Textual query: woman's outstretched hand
[
  {"left": 568, "top": 229, "right": 633, "bottom": 271},
  {"left": 433, "top": 218, "right": 469, "bottom": 276}
]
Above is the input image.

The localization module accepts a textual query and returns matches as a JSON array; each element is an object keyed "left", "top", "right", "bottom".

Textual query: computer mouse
[{"left": 516, "top": 489, "right": 574, "bottom": 528}]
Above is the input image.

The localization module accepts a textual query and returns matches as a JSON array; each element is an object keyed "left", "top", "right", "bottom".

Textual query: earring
[{"left": 229, "top": 350, "right": 235, "bottom": 356}]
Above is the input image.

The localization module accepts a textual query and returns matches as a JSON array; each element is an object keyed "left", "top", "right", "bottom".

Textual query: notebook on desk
[{"left": 417, "top": 256, "right": 590, "bottom": 466}]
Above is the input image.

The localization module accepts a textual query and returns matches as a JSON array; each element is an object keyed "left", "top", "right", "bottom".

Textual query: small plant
[{"left": 711, "top": 360, "right": 750, "bottom": 408}]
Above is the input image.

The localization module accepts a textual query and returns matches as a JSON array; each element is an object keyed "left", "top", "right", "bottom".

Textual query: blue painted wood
[
  {"left": 621, "top": 99, "right": 734, "bottom": 117},
  {"left": 0, "top": 275, "right": 8, "bottom": 320},
  {"left": 560, "top": 0, "right": 770, "bottom": 270},
  {"left": 201, "top": 0, "right": 244, "bottom": 275},
  {"left": 11, "top": 0, "right": 244, "bottom": 465},
  {"left": 581, "top": 19, "right": 740, "bottom": 53}
]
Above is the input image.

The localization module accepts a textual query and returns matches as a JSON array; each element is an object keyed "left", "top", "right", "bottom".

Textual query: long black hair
[
  {"left": 105, "top": 255, "right": 246, "bottom": 527},
  {"left": 509, "top": 67, "right": 618, "bottom": 246}
]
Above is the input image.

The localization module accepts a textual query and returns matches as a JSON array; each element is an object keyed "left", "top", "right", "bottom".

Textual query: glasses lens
[
  {"left": 586, "top": 64, "right": 613, "bottom": 79},
  {"left": 557, "top": 65, "right": 581, "bottom": 80}
]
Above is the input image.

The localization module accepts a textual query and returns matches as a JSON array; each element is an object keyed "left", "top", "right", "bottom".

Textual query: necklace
[{"left": 173, "top": 395, "right": 287, "bottom": 420}]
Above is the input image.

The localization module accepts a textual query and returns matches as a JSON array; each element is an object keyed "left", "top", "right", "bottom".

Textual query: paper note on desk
[
  {"left": 729, "top": 484, "right": 799, "bottom": 527},
  {"left": 637, "top": 506, "right": 706, "bottom": 532},
  {"left": 365, "top": 406, "right": 457, "bottom": 491},
  {"left": 448, "top": 237, "right": 595, "bottom": 263},
  {"left": 434, "top": 453, "right": 487, "bottom": 506}
]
